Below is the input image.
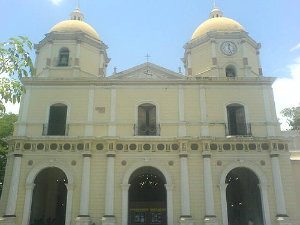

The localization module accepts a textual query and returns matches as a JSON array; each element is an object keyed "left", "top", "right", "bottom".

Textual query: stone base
[
  {"left": 203, "top": 215, "right": 219, "bottom": 225},
  {"left": 101, "top": 215, "right": 116, "bottom": 225},
  {"left": 0, "top": 216, "right": 16, "bottom": 225},
  {"left": 277, "top": 215, "right": 293, "bottom": 225},
  {"left": 75, "top": 215, "right": 91, "bottom": 225},
  {"left": 179, "top": 215, "right": 194, "bottom": 225}
]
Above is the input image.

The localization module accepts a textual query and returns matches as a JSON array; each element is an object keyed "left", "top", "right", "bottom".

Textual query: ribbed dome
[
  {"left": 50, "top": 20, "right": 100, "bottom": 40},
  {"left": 191, "top": 7, "right": 245, "bottom": 40},
  {"left": 49, "top": 8, "right": 100, "bottom": 40}
]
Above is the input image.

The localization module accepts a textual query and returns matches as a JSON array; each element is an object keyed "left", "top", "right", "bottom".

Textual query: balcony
[
  {"left": 42, "top": 123, "right": 69, "bottom": 136},
  {"left": 225, "top": 123, "right": 252, "bottom": 137},
  {"left": 134, "top": 124, "right": 160, "bottom": 136}
]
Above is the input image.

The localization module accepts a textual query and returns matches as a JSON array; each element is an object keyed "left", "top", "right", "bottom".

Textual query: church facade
[{"left": 0, "top": 6, "right": 299, "bottom": 225}]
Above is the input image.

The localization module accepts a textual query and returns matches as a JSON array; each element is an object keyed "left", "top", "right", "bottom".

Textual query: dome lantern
[
  {"left": 191, "top": 7, "right": 245, "bottom": 40},
  {"left": 209, "top": 6, "right": 223, "bottom": 18},
  {"left": 70, "top": 7, "right": 84, "bottom": 21}
]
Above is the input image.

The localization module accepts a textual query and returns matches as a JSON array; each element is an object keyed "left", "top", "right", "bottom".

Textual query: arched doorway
[
  {"left": 29, "top": 167, "right": 68, "bottom": 225},
  {"left": 128, "top": 167, "right": 167, "bottom": 225},
  {"left": 226, "top": 167, "right": 264, "bottom": 225}
]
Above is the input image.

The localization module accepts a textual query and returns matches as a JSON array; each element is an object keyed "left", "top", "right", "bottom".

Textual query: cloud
[
  {"left": 50, "top": 0, "right": 63, "bottom": 6},
  {"left": 290, "top": 43, "right": 300, "bottom": 52},
  {"left": 272, "top": 57, "right": 300, "bottom": 130},
  {"left": 3, "top": 102, "right": 20, "bottom": 114}
]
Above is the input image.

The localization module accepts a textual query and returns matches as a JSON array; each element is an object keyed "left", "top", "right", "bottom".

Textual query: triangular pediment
[{"left": 109, "top": 63, "right": 185, "bottom": 80}]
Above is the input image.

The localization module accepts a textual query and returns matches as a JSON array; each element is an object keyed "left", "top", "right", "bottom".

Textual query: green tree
[
  {"left": 0, "top": 36, "right": 34, "bottom": 113},
  {"left": 281, "top": 106, "right": 300, "bottom": 130},
  {"left": 0, "top": 113, "right": 18, "bottom": 194}
]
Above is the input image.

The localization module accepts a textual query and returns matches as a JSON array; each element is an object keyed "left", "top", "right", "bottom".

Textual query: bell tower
[
  {"left": 34, "top": 7, "right": 110, "bottom": 78},
  {"left": 183, "top": 7, "right": 263, "bottom": 78}
]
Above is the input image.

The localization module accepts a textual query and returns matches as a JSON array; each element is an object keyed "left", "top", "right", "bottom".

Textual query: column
[
  {"left": 65, "top": 184, "right": 74, "bottom": 225},
  {"left": 121, "top": 184, "right": 130, "bottom": 225},
  {"left": 103, "top": 152, "right": 116, "bottom": 225},
  {"left": 179, "top": 153, "right": 193, "bottom": 225},
  {"left": 21, "top": 184, "right": 35, "bottom": 225},
  {"left": 219, "top": 184, "right": 228, "bottom": 225},
  {"left": 80, "top": 153, "right": 91, "bottom": 215},
  {"left": 270, "top": 154, "right": 289, "bottom": 219},
  {"left": 76, "top": 153, "right": 91, "bottom": 225},
  {"left": 5, "top": 154, "right": 22, "bottom": 217},
  {"left": 165, "top": 184, "right": 174, "bottom": 225},
  {"left": 202, "top": 153, "right": 217, "bottom": 224}
]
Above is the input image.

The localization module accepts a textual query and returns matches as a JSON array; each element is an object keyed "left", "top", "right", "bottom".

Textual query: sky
[{"left": 1, "top": 0, "right": 300, "bottom": 129}]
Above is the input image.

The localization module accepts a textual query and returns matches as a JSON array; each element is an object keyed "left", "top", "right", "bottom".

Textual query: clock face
[{"left": 221, "top": 41, "right": 237, "bottom": 56}]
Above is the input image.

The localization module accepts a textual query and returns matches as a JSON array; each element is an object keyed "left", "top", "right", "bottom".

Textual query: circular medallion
[{"left": 221, "top": 41, "right": 237, "bottom": 56}]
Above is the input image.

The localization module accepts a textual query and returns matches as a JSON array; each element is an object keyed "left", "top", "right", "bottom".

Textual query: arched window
[
  {"left": 226, "top": 103, "right": 250, "bottom": 136},
  {"left": 226, "top": 65, "right": 236, "bottom": 77},
  {"left": 58, "top": 48, "right": 69, "bottom": 67},
  {"left": 46, "top": 103, "right": 68, "bottom": 136},
  {"left": 136, "top": 103, "right": 158, "bottom": 136}
]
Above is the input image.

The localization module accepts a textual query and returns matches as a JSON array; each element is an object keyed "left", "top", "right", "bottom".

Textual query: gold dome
[
  {"left": 50, "top": 20, "right": 100, "bottom": 40},
  {"left": 191, "top": 8, "right": 245, "bottom": 40}
]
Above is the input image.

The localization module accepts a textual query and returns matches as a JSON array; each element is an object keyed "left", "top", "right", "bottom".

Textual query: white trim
[
  {"left": 219, "top": 161, "right": 271, "bottom": 225},
  {"left": 121, "top": 161, "right": 173, "bottom": 225},
  {"left": 22, "top": 160, "right": 74, "bottom": 225},
  {"left": 108, "top": 88, "right": 117, "bottom": 136},
  {"left": 178, "top": 85, "right": 187, "bottom": 136},
  {"left": 17, "top": 87, "right": 31, "bottom": 136},
  {"left": 85, "top": 87, "right": 95, "bottom": 136},
  {"left": 263, "top": 85, "right": 275, "bottom": 136},
  {"left": 199, "top": 85, "right": 209, "bottom": 136}
]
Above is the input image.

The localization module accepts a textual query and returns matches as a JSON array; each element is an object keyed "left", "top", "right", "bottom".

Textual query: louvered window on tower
[
  {"left": 226, "top": 65, "right": 236, "bottom": 77},
  {"left": 58, "top": 48, "right": 69, "bottom": 67}
]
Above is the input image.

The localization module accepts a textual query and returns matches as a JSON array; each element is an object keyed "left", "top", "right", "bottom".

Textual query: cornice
[
  {"left": 184, "top": 31, "right": 259, "bottom": 50},
  {"left": 22, "top": 76, "right": 276, "bottom": 86},
  {"left": 34, "top": 32, "right": 108, "bottom": 50}
]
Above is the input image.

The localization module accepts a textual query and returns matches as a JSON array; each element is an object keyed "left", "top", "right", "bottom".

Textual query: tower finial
[
  {"left": 209, "top": 1, "right": 223, "bottom": 18},
  {"left": 70, "top": 5, "right": 84, "bottom": 21}
]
